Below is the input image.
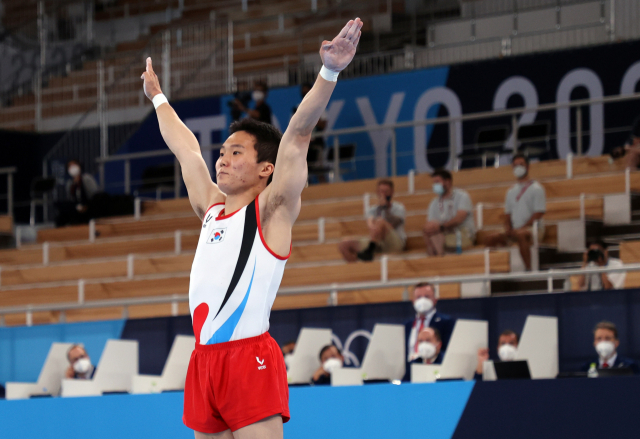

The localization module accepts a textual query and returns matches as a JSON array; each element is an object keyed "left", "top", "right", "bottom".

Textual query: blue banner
[
  {"left": 0, "top": 319, "right": 125, "bottom": 385},
  {"left": 221, "top": 68, "right": 450, "bottom": 180}
]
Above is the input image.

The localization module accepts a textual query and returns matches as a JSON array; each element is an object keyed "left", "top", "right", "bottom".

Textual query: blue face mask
[{"left": 432, "top": 183, "right": 444, "bottom": 195}]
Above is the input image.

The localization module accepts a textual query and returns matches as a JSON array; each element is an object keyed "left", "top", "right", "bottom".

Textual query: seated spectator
[
  {"left": 312, "top": 344, "right": 344, "bottom": 385},
  {"left": 581, "top": 321, "right": 639, "bottom": 375},
  {"left": 474, "top": 329, "right": 519, "bottom": 380},
  {"left": 232, "top": 81, "right": 272, "bottom": 125},
  {"left": 577, "top": 240, "right": 626, "bottom": 290},
  {"left": 405, "top": 282, "right": 455, "bottom": 376},
  {"left": 423, "top": 169, "right": 475, "bottom": 256},
  {"left": 65, "top": 345, "right": 96, "bottom": 380},
  {"left": 410, "top": 327, "right": 444, "bottom": 366},
  {"left": 484, "top": 154, "right": 546, "bottom": 270},
  {"left": 338, "top": 179, "right": 406, "bottom": 262},
  {"left": 55, "top": 160, "right": 99, "bottom": 227}
]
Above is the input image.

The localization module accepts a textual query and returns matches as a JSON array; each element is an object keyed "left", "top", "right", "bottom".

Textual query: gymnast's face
[{"left": 216, "top": 131, "right": 274, "bottom": 195}]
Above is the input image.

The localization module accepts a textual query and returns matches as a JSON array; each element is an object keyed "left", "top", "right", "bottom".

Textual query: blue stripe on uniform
[{"left": 206, "top": 259, "right": 256, "bottom": 345}]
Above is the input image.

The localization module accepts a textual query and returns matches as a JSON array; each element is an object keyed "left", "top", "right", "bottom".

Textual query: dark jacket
[
  {"left": 403, "top": 311, "right": 455, "bottom": 381},
  {"left": 581, "top": 354, "right": 640, "bottom": 375}
]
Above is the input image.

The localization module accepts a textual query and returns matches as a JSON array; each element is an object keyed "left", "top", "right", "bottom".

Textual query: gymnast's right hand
[{"left": 140, "top": 57, "right": 162, "bottom": 101}]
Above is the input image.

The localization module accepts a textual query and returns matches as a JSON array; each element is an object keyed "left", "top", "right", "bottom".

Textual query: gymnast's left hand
[
  {"left": 320, "top": 17, "right": 363, "bottom": 73},
  {"left": 140, "top": 57, "right": 163, "bottom": 101}
]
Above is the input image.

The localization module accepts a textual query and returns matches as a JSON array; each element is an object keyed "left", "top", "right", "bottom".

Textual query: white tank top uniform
[{"left": 189, "top": 196, "right": 289, "bottom": 346}]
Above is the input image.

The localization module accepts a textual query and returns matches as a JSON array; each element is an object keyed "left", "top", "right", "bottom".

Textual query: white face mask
[
  {"left": 498, "top": 343, "right": 517, "bottom": 362},
  {"left": 322, "top": 357, "right": 342, "bottom": 374},
  {"left": 73, "top": 357, "right": 92, "bottom": 374},
  {"left": 413, "top": 297, "right": 434, "bottom": 315},
  {"left": 513, "top": 165, "right": 527, "bottom": 179},
  {"left": 68, "top": 165, "right": 81, "bottom": 178},
  {"left": 417, "top": 342, "right": 437, "bottom": 360},
  {"left": 596, "top": 341, "right": 615, "bottom": 359},
  {"left": 432, "top": 183, "right": 444, "bottom": 195},
  {"left": 252, "top": 90, "right": 265, "bottom": 102}
]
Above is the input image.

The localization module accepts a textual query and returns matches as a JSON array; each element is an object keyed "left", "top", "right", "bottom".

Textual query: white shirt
[
  {"left": 505, "top": 180, "right": 546, "bottom": 229},
  {"left": 599, "top": 352, "right": 617, "bottom": 368},
  {"left": 586, "top": 258, "right": 626, "bottom": 290},
  {"left": 427, "top": 188, "right": 476, "bottom": 238},
  {"left": 407, "top": 309, "right": 437, "bottom": 361}
]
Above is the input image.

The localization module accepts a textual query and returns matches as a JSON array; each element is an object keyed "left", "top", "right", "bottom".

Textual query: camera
[{"left": 587, "top": 249, "right": 604, "bottom": 263}]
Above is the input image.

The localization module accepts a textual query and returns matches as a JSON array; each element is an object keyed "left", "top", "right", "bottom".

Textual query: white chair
[
  {"left": 61, "top": 339, "right": 138, "bottom": 397},
  {"left": 286, "top": 328, "right": 333, "bottom": 385},
  {"left": 332, "top": 324, "right": 405, "bottom": 386},
  {"left": 6, "top": 342, "right": 74, "bottom": 400},
  {"left": 412, "top": 319, "right": 488, "bottom": 383},
  {"left": 131, "top": 335, "right": 195, "bottom": 394},
  {"left": 482, "top": 315, "right": 559, "bottom": 380},
  {"left": 515, "top": 315, "right": 558, "bottom": 379}
]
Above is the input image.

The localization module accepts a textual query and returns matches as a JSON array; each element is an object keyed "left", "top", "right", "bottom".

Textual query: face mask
[
  {"left": 432, "top": 183, "right": 444, "bottom": 195},
  {"left": 498, "top": 344, "right": 517, "bottom": 362},
  {"left": 513, "top": 165, "right": 527, "bottom": 179},
  {"left": 73, "top": 357, "right": 92, "bottom": 374},
  {"left": 413, "top": 297, "right": 434, "bottom": 315},
  {"left": 68, "top": 165, "right": 81, "bottom": 178},
  {"left": 252, "top": 90, "right": 265, "bottom": 102},
  {"left": 417, "top": 342, "right": 437, "bottom": 360},
  {"left": 596, "top": 341, "right": 615, "bottom": 359},
  {"left": 322, "top": 357, "right": 342, "bottom": 374}
]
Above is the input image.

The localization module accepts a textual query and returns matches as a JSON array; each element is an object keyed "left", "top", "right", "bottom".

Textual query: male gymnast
[{"left": 141, "top": 17, "right": 363, "bottom": 439}]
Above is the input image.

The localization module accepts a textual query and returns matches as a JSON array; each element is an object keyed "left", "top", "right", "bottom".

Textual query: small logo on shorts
[
  {"left": 256, "top": 357, "right": 266, "bottom": 370},
  {"left": 207, "top": 228, "right": 227, "bottom": 244}
]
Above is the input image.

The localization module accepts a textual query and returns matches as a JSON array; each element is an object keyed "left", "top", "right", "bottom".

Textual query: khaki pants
[
  {"left": 507, "top": 224, "right": 546, "bottom": 243},
  {"left": 443, "top": 228, "right": 475, "bottom": 250},
  {"left": 360, "top": 228, "right": 405, "bottom": 253}
]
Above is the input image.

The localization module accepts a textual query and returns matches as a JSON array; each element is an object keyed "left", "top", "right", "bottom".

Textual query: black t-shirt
[{"left": 255, "top": 101, "right": 272, "bottom": 124}]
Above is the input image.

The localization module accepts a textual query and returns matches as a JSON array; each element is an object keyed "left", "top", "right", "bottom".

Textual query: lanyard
[
  {"left": 438, "top": 193, "right": 455, "bottom": 217},
  {"left": 516, "top": 181, "right": 534, "bottom": 202}
]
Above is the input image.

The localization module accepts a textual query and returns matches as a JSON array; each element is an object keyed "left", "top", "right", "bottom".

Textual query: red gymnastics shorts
[{"left": 183, "top": 332, "right": 290, "bottom": 434}]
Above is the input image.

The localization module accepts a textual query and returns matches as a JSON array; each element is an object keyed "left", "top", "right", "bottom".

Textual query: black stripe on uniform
[{"left": 214, "top": 199, "right": 258, "bottom": 319}]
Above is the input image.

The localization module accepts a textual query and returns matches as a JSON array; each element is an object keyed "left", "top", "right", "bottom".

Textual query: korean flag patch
[{"left": 207, "top": 228, "right": 227, "bottom": 244}]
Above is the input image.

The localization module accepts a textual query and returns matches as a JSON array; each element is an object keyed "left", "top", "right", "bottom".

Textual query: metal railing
[
  {"left": 41, "top": 18, "right": 231, "bottom": 182},
  {"left": 1, "top": 262, "right": 639, "bottom": 326},
  {"left": 92, "top": 90, "right": 640, "bottom": 193},
  {"left": 1, "top": 0, "right": 628, "bottom": 135},
  {"left": 0, "top": 0, "right": 99, "bottom": 114},
  {"left": 460, "top": 0, "right": 603, "bottom": 19}
]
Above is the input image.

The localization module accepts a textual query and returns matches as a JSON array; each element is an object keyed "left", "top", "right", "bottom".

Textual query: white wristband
[
  {"left": 152, "top": 93, "right": 168, "bottom": 109},
  {"left": 319, "top": 65, "right": 339, "bottom": 82}
]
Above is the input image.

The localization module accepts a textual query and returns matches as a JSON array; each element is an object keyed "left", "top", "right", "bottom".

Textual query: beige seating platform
[{"left": 0, "top": 157, "right": 632, "bottom": 326}]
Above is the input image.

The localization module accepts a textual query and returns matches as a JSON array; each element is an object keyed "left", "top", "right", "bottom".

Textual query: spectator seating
[
  {"left": 620, "top": 240, "right": 640, "bottom": 288},
  {"left": 0, "top": 0, "right": 390, "bottom": 130},
  {"left": 0, "top": 155, "right": 634, "bottom": 326}
]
